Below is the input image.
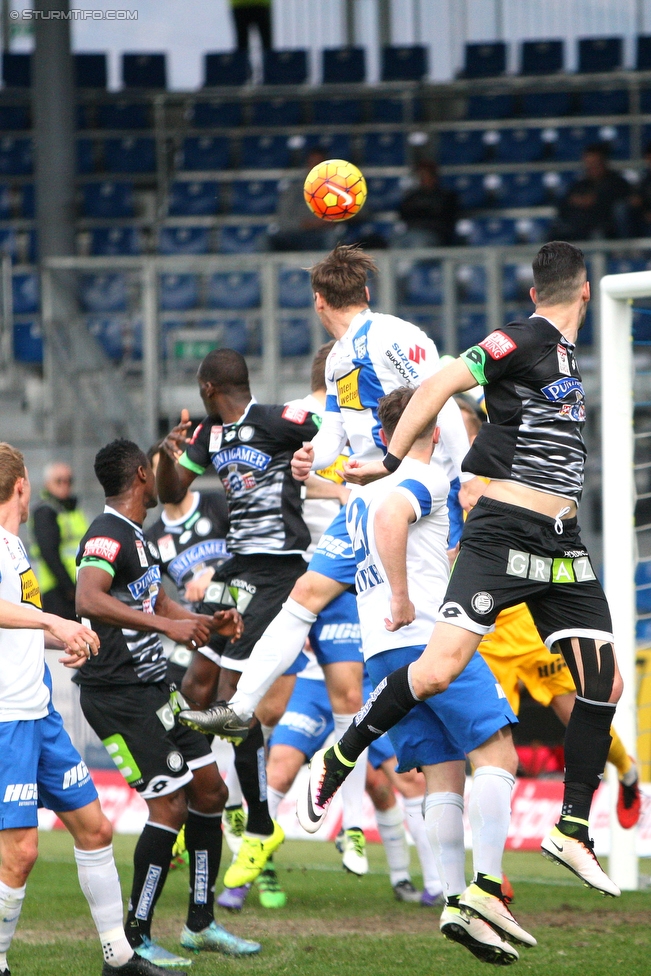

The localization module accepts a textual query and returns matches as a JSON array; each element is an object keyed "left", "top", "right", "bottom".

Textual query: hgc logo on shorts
[{"left": 3, "top": 783, "right": 37, "bottom": 803}]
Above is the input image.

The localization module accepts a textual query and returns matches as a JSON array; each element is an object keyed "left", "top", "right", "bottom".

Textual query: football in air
[{"left": 304, "top": 158, "right": 367, "bottom": 221}]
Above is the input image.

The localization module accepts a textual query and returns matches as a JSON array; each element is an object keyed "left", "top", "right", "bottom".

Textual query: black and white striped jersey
[
  {"left": 179, "top": 400, "right": 320, "bottom": 556},
  {"left": 460, "top": 316, "right": 586, "bottom": 503},
  {"left": 74, "top": 508, "right": 168, "bottom": 686}
]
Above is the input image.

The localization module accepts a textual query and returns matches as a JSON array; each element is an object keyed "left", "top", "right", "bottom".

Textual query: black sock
[
  {"left": 446, "top": 894, "right": 460, "bottom": 909},
  {"left": 559, "top": 698, "right": 615, "bottom": 839},
  {"left": 474, "top": 873, "right": 502, "bottom": 899},
  {"left": 185, "top": 810, "right": 223, "bottom": 932},
  {"left": 234, "top": 720, "right": 273, "bottom": 835},
  {"left": 338, "top": 665, "right": 419, "bottom": 763},
  {"left": 126, "top": 823, "right": 176, "bottom": 947}
]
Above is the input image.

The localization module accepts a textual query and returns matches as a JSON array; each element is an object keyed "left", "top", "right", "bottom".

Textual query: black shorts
[
  {"left": 439, "top": 497, "right": 613, "bottom": 648},
  {"left": 198, "top": 552, "right": 306, "bottom": 671},
  {"left": 79, "top": 681, "right": 214, "bottom": 799}
]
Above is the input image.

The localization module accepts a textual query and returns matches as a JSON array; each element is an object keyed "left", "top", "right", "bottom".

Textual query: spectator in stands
[
  {"left": 628, "top": 142, "right": 651, "bottom": 237},
  {"left": 394, "top": 160, "right": 459, "bottom": 248},
  {"left": 551, "top": 143, "right": 631, "bottom": 240},
  {"left": 230, "top": 0, "right": 271, "bottom": 51},
  {"left": 30, "top": 462, "right": 88, "bottom": 620},
  {"left": 269, "top": 149, "right": 342, "bottom": 252}
]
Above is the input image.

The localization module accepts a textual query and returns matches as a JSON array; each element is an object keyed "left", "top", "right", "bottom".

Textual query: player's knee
[
  {"left": 90, "top": 813, "right": 114, "bottom": 849},
  {"left": 290, "top": 572, "right": 328, "bottom": 614},
  {"left": 10, "top": 837, "right": 38, "bottom": 881}
]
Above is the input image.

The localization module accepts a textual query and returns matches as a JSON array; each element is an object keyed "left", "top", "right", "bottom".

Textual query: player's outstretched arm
[
  {"left": 0, "top": 597, "right": 100, "bottom": 658},
  {"left": 344, "top": 358, "right": 477, "bottom": 486},
  {"left": 157, "top": 408, "right": 197, "bottom": 503},
  {"left": 156, "top": 585, "right": 243, "bottom": 644},
  {"left": 77, "top": 565, "right": 210, "bottom": 649},
  {"left": 374, "top": 493, "right": 417, "bottom": 631}
]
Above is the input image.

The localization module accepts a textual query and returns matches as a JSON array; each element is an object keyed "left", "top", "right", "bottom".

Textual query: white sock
[
  {"left": 74, "top": 845, "right": 133, "bottom": 967},
  {"left": 375, "top": 803, "right": 410, "bottom": 886},
  {"left": 223, "top": 744, "right": 243, "bottom": 808},
  {"left": 333, "top": 713, "right": 367, "bottom": 830},
  {"left": 424, "top": 792, "right": 466, "bottom": 898},
  {"left": 0, "top": 879, "right": 25, "bottom": 961},
  {"left": 230, "top": 598, "right": 316, "bottom": 722},
  {"left": 261, "top": 724, "right": 274, "bottom": 747},
  {"left": 469, "top": 766, "right": 515, "bottom": 882},
  {"left": 267, "top": 785, "right": 285, "bottom": 821},
  {"left": 404, "top": 795, "right": 441, "bottom": 895}
]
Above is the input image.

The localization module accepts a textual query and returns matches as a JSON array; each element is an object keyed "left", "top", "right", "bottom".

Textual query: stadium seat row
[{"left": 438, "top": 124, "right": 633, "bottom": 165}]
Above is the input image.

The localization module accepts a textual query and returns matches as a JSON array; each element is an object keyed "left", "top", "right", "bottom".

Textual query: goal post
[{"left": 600, "top": 270, "right": 651, "bottom": 891}]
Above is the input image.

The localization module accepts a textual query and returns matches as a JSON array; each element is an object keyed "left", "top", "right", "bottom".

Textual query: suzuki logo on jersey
[
  {"left": 336, "top": 368, "right": 363, "bottom": 410},
  {"left": 387, "top": 343, "right": 418, "bottom": 382},
  {"left": 128, "top": 565, "right": 162, "bottom": 602},
  {"left": 540, "top": 377, "right": 585, "bottom": 402},
  {"left": 212, "top": 446, "right": 271, "bottom": 472},
  {"left": 62, "top": 760, "right": 90, "bottom": 790},
  {"left": 480, "top": 331, "right": 517, "bottom": 360},
  {"left": 319, "top": 622, "right": 361, "bottom": 642},
  {"left": 4, "top": 783, "right": 37, "bottom": 803},
  {"left": 409, "top": 345, "right": 426, "bottom": 364}
]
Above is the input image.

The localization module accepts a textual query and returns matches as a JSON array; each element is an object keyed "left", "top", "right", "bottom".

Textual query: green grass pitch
[{"left": 10, "top": 833, "right": 651, "bottom": 975}]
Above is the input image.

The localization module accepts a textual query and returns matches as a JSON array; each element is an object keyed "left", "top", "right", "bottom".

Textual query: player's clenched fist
[
  {"left": 162, "top": 407, "right": 192, "bottom": 461},
  {"left": 384, "top": 595, "right": 416, "bottom": 632},
  {"left": 163, "top": 616, "right": 211, "bottom": 650},
  {"left": 291, "top": 442, "right": 314, "bottom": 481},
  {"left": 47, "top": 615, "right": 100, "bottom": 657},
  {"left": 210, "top": 609, "right": 244, "bottom": 643}
]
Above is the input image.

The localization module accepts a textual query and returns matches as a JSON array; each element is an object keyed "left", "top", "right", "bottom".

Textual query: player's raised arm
[
  {"left": 373, "top": 493, "right": 417, "bottom": 631},
  {"left": 344, "top": 358, "right": 477, "bottom": 485},
  {"left": 157, "top": 408, "right": 199, "bottom": 503}
]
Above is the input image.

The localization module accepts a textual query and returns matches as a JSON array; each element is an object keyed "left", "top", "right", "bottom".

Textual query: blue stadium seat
[
  {"left": 458, "top": 311, "right": 487, "bottom": 349},
  {"left": 0, "top": 106, "right": 29, "bottom": 130},
  {"left": 0, "top": 229, "right": 16, "bottom": 263},
  {"left": 82, "top": 181, "right": 134, "bottom": 218},
  {"left": 322, "top": 47, "right": 366, "bottom": 84},
  {"left": 640, "top": 89, "right": 651, "bottom": 113},
  {"left": 0, "top": 184, "right": 10, "bottom": 219},
  {"left": 90, "top": 227, "right": 141, "bottom": 256},
  {"left": 207, "top": 271, "right": 260, "bottom": 309},
  {"left": 217, "top": 225, "right": 268, "bottom": 253},
  {"left": 637, "top": 36, "right": 651, "bottom": 71},
  {"left": 21, "top": 184, "right": 33, "bottom": 218},
  {"left": 251, "top": 99, "right": 302, "bottom": 126},
  {"left": 281, "top": 317, "right": 312, "bottom": 357},
  {"left": 25, "top": 229, "right": 36, "bottom": 264},
  {"left": 363, "top": 132, "right": 406, "bottom": 167},
  {"left": 105, "top": 137, "right": 155, "bottom": 173},
  {"left": 77, "top": 139, "right": 95, "bottom": 174},
  {"left": 263, "top": 50, "right": 307, "bottom": 85},
  {"left": 498, "top": 128, "right": 543, "bottom": 163},
  {"left": 502, "top": 263, "right": 533, "bottom": 302},
  {"left": 633, "top": 307, "right": 651, "bottom": 343},
  {"left": 190, "top": 101, "right": 243, "bottom": 127},
  {"left": 521, "top": 92, "right": 572, "bottom": 118},
  {"left": 441, "top": 173, "right": 486, "bottom": 209},
  {"left": 585, "top": 124, "right": 630, "bottom": 159},
  {"left": 370, "top": 98, "right": 409, "bottom": 123},
  {"left": 550, "top": 126, "right": 590, "bottom": 161},
  {"left": 520, "top": 40, "right": 564, "bottom": 75},
  {"left": 608, "top": 257, "right": 649, "bottom": 275},
  {"left": 636, "top": 560, "right": 651, "bottom": 613},
  {"left": 241, "top": 135, "right": 290, "bottom": 169},
  {"left": 501, "top": 171, "right": 545, "bottom": 207},
  {"left": 158, "top": 227, "right": 211, "bottom": 255},
  {"left": 185, "top": 318, "right": 250, "bottom": 355},
  {"left": 97, "top": 102, "right": 149, "bottom": 129},
  {"left": 0, "top": 137, "right": 31, "bottom": 175},
  {"left": 578, "top": 37, "right": 622, "bottom": 73},
  {"left": 122, "top": 53, "right": 166, "bottom": 89},
  {"left": 639, "top": 124, "right": 651, "bottom": 155},
  {"left": 168, "top": 181, "right": 220, "bottom": 216},
  {"left": 637, "top": 618, "right": 651, "bottom": 643},
  {"left": 204, "top": 52, "right": 249, "bottom": 87},
  {"left": 303, "top": 133, "right": 352, "bottom": 160},
  {"left": 515, "top": 217, "right": 550, "bottom": 243},
  {"left": 464, "top": 42, "right": 506, "bottom": 78},
  {"left": 456, "top": 264, "right": 486, "bottom": 302},
  {"left": 159, "top": 273, "right": 200, "bottom": 311},
  {"left": 381, "top": 46, "right": 427, "bottom": 81},
  {"left": 79, "top": 273, "right": 128, "bottom": 313},
  {"left": 2, "top": 54, "right": 30, "bottom": 87},
  {"left": 472, "top": 217, "right": 518, "bottom": 246},
  {"left": 12, "top": 273, "right": 39, "bottom": 314},
  {"left": 87, "top": 316, "right": 136, "bottom": 361},
  {"left": 578, "top": 89, "right": 628, "bottom": 115},
  {"left": 181, "top": 136, "right": 230, "bottom": 170},
  {"left": 481, "top": 172, "right": 508, "bottom": 208},
  {"left": 313, "top": 98, "right": 362, "bottom": 125},
  {"left": 74, "top": 53, "right": 107, "bottom": 89},
  {"left": 13, "top": 321, "right": 42, "bottom": 363},
  {"left": 466, "top": 94, "right": 515, "bottom": 120},
  {"left": 365, "top": 176, "right": 404, "bottom": 211},
  {"left": 402, "top": 262, "right": 443, "bottom": 305},
  {"left": 230, "top": 179, "right": 278, "bottom": 215},
  {"left": 278, "top": 268, "right": 312, "bottom": 308},
  {"left": 438, "top": 130, "right": 485, "bottom": 165}
]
